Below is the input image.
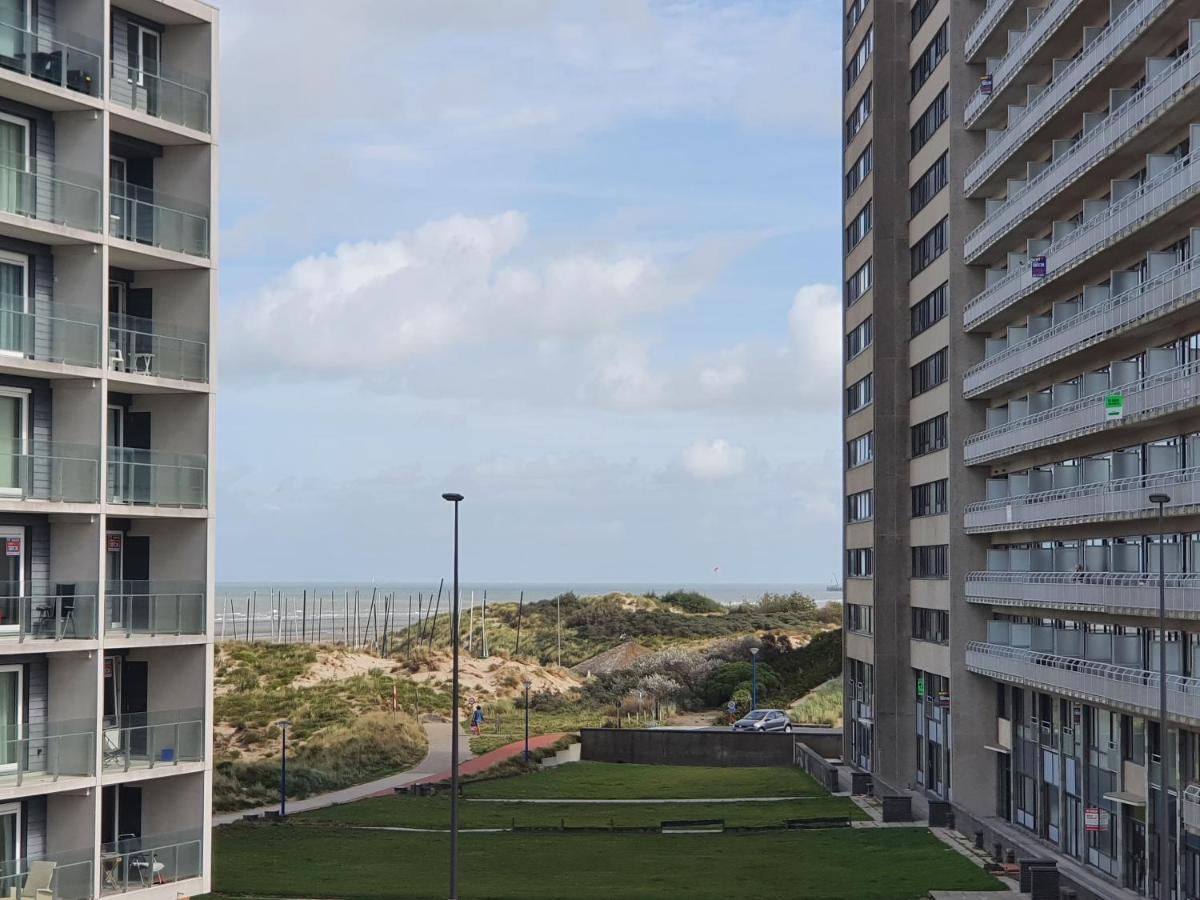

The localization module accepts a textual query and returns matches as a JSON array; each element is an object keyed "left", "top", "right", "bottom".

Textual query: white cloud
[{"left": 683, "top": 439, "right": 748, "bottom": 481}]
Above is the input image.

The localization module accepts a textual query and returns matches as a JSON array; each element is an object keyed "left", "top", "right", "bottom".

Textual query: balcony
[
  {"left": 0, "top": 20, "right": 101, "bottom": 99},
  {"left": 102, "top": 708, "right": 204, "bottom": 773},
  {"left": 109, "top": 61, "right": 210, "bottom": 134},
  {"left": 966, "top": 640, "right": 1200, "bottom": 725},
  {"left": 0, "top": 154, "right": 101, "bottom": 235},
  {"left": 0, "top": 718, "right": 94, "bottom": 789},
  {"left": 965, "top": 150, "right": 1200, "bottom": 331},
  {"left": 108, "top": 183, "right": 209, "bottom": 259},
  {"left": 964, "top": 0, "right": 1084, "bottom": 127},
  {"left": 100, "top": 829, "right": 202, "bottom": 895},
  {"left": 108, "top": 314, "right": 208, "bottom": 383},
  {"left": 1185, "top": 783, "right": 1200, "bottom": 833},
  {"left": 965, "top": 0, "right": 1174, "bottom": 196},
  {"left": 965, "top": 463, "right": 1200, "bottom": 532},
  {"left": 0, "top": 440, "right": 100, "bottom": 505},
  {"left": 105, "top": 447, "right": 206, "bottom": 509},
  {"left": 0, "top": 299, "right": 101, "bottom": 370},
  {"left": 966, "top": 570, "right": 1200, "bottom": 618},
  {"left": 966, "top": 43, "right": 1200, "bottom": 261},
  {"left": 963, "top": 255, "right": 1200, "bottom": 398},
  {"left": 0, "top": 583, "right": 98, "bottom": 642},
  {"left": 965, "top": 0, "right": 1021, "bottom": 62},
  {"left": 105, "top": 581, "right": 205, "bottom": 637},
  {"left": 0, "top": 848, "right": 93, "bottom": 900}
]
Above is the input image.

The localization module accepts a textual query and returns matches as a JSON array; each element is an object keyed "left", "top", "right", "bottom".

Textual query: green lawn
[
  {"left": 297, "top": 794, "right": 865, "bottom": 828},
  {"left": 463, "top": 762, "right": 825, "bottom": 799},
  {"left": 207, "top": 825, "right": 1002, "bottom": 899}
]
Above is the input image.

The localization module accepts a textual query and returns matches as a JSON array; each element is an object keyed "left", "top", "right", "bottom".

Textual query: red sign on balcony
[
  {"left": 107, "top": 533, "right": 122, "bottom": 552},
  {"left": 4, "top": 538, "right": 19, "bottom": 557}
]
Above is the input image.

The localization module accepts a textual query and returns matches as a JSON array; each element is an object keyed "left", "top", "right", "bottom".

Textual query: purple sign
[
  {"left": 1032, "top": 256, "right": 1047, "bottom": 278},
  {"left": 980, "top": 75, "right": 993, "bottom": 95}
]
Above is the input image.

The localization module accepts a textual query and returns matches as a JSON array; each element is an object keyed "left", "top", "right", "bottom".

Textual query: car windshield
[{"left": 745, "top": 711, "right": 769, "bottom": 720}]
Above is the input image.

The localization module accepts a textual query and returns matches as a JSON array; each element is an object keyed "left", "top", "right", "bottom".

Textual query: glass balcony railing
[
  {"left": 101, "top": 829, "right": 202, "bottom": 895},
  {"left": 102, "top": 709, "right": 204, "bottom": 773},
  {"left": 0, "top": 152, "right": 102, "bottom": 232},
  {"left": 0, "top": 848, "right": 94, "bottom": 900},
  {"left": 109, "top": 61, "right": 209, "bottom": 133},
  {"left": 105, "top": 581, "right": 205, "bottom": 636},
  {"left": 0, "top": 581, "right": 98, "bottom": 641},
  {"left": 0, "top": 296, "right": 101, "bottom": 368},
  {"left": 108, "top": 182, "right": 209, "bottom": 258},
  {"left": 0, "top": 718, "right": 94, "bottom": 787},
  {"left": 0, "top": 19, "right": 102, "bottom": 97},
  {"left": 0, "top": 439, "right": 101, "bottom": 503},
  {"left": 108, "top": 313, "right": 208, "bottom": 382},
  {"left": 105, "top": 446, "right": 206, "bottom": 508}
]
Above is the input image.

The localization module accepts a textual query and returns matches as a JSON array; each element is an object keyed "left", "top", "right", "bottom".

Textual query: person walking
[{"left": 470, "top": 704, "right": 484, "bottom": 736}]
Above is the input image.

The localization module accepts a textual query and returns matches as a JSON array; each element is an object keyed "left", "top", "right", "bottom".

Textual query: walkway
[
  {"left": 213, "top": 718, "right": 473, "bottom": 826},
  {"left": 410, "top": 732, "right": 567, "bottom": 785}
]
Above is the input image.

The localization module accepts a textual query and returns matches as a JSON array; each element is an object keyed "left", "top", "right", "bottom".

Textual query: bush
[
  {"left": 659, "top": 591, "right": 722, "bottom": 614},
  {"left": 754, "top": 592, "right": 818, "bottom": 616},
  {"left": 701, "top": 661, "right": 780, "bottom": 707}
]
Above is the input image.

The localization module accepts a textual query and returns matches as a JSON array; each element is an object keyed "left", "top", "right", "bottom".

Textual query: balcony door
[
  {"left": 0, "top": 803, "right": 19, "bottom": 890},
  {"left": 126, "top": 22, "right": 160, "bottom": 115},
  {"left": 0, "top": 526, "right": 22, "bottom": 634},
  {"left": 0, "top": 389, "right": 28, "bottom": 496},
  {"left": 0, "top": 251, "right": 26, "bottom": 356},
  {"left": 0, "top": 0, "right": 30, "bottom": 67},
  {"left": 0, "top": 666, "right": 22, "bottom": 772},
  {"left": 0, "top": 113, "right": 28, "bottom": 217}
]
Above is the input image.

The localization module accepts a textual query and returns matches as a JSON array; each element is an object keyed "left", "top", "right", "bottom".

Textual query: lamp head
[
  {"left": 442, "top": 492, "right": 464, "bottom": 502},
  {"left": 1149, "top": 494, "right": 1171, "bottom": 505},
  {"left": 750, "top": 647, "right": 759, "bottom": 657},
  {"left": 522, "top": 678, "right": 532, "bottom": 689},
  {"left": 277, "top": 719, "right": 291, "bottom": 730}
]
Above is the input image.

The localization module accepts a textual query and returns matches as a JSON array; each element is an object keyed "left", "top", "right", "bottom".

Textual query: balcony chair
[
  {"left": 5, "top": 859, "right": 54, "bottom": 900},
  {"left": 108, "top": 343, "right": 125, "bottom": 372}
]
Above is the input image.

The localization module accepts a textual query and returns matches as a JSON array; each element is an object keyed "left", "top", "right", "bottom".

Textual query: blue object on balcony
[{"left": 159, "top": 748, "right": 175, "bottom": 762}]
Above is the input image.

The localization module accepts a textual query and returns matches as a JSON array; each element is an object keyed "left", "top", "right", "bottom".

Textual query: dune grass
[{"left": 789, "top": 676, "right": 843, "bottom": 727}]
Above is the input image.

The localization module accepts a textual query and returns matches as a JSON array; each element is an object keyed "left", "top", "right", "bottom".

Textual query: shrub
[
  {"left": 659, "top": 591, "right": 722, "bottom": 614},
  {"left": 701, "top": 661, "right": 780, "bottom": 707}
]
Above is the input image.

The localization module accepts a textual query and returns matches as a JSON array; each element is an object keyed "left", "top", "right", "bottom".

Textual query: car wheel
[{"left": 784, "top": 725, "right": 792, "bottom": 733}]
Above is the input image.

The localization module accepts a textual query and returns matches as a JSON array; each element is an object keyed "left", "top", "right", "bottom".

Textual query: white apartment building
[{"left": 0, "top": 0, "right": 218, "bottom": 897}]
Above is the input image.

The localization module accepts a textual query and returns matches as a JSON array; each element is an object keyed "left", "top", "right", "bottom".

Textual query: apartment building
[
  {"left": 842, "top": 0, "right": 1200, "bottom": 896},
  {"left": 0, "top": 0, "right": 219, "bottom": 897}
]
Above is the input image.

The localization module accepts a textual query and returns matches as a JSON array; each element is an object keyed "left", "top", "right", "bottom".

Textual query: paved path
[
  {"left": 410, "top": 732, "right": 568, "bottom": 785},
  {"left": 213, "top": 719, "right": 473, "bottom": 826}
]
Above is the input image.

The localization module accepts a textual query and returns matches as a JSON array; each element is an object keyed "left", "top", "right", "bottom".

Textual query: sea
[{"left": 213, "top": 581, "right": 842, "bottom": 643}]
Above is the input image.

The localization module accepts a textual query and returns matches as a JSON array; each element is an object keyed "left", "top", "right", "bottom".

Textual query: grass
[
  {"left": 206, "top": 825, "right": 1003, "bottom": 899},
  {"left": 463, "top": 762, "right": 827, "bottom": 799},
  {"left": 789, "top": 676, "right": 843, "bottom": 727},
  {"left": 467, "top": 706, "right": 610, "bottom": 754}
]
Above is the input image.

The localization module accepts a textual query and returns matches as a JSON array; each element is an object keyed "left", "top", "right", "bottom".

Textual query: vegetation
[
  {"left": 466, "top": 695, "right": 609, "bottom": 755},
  {"left": 790, "top": 677, "right": 843, "bottom": 727}
]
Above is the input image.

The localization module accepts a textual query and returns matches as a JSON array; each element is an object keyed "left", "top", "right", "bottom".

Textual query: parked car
[{"left": 732, "top": 709, "right": 792, "bottom": 733}]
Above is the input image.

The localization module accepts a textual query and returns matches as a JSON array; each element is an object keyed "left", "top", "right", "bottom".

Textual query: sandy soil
[
  {"left": 292, "top": 648, "right": 398, "bottom": 687},
  {"left": 401, "top": 651, "right": 581, "bottom": 700}
]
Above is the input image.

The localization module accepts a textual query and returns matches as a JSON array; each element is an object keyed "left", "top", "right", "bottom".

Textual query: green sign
[
  {"left": 916, "top": 677, "right": 925, "bottom": 698},
  {"left": 1105, "top": 394, "right": 1124, "bottom": 420}
]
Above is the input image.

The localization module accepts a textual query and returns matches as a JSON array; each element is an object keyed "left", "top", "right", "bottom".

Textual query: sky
[{"left": 214, "top": 0, "right": 844, "bottom": 584}]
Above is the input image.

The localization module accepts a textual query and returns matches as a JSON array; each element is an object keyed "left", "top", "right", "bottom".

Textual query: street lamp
[
  {"left": 441, "top": 492, "right": 464, "bottom": 900},
  {"left": 1150, "top": 492, "right": 1170, "bottom": 899},
  {"left": 522, "top": 678, "right": 533, "bottom": 763},
  {"left": 750, "top": 647, "right": 760, "bottom": 711},
  {"left": 276, "top": 720, "right": 290, "bottom": 818}
]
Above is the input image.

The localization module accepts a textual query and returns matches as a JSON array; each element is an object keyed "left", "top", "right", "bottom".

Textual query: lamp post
[
  {"left": 750, "top": 647, "right": 760, "bottom": 711},
  {"left": 277, "top": 719, "right": 290, "bottom": 818},
  {"left": 441, "top": 492, "right": 464, "bottom": 900},
  {"left": 522, "top": 677, "right": 532, "bottom": 763},
  {"left": 1149, "top": 492, "right": 1170, "bottom": 899}
]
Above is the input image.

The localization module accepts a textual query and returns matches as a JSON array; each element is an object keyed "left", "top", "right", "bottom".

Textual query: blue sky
[{"left": 213, "top": 0, "right": 844, "bottom": 584}]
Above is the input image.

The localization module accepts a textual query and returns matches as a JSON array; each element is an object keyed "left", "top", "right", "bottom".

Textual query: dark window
[
  {"left": 846, "top": 26, "right": 873, "bottom": 90},
  {"left": 910, "top": 86, "right": 948, "bottom": 156},
  {"left": 847, "top": 432, "right": 874, "bottom": 467},
  {"left": 910, "top": 283, "right": 947, "bottom": 335},
  {"left": 846, "top": 143, "right": 873, "bottom": 198},
  {"left": 846, "top": 259, "right": 873, "bottom": 306},
  {"left": 845, "top": 0, "right": 869, "bottom": 38},
  {"left": 910, "top": 152, "right": 948, "bottom": 216},
  {"left": 911, "top": 545, "right": 949, "bottom": 579},
  {"left": 847, "top": 489, "right": 873, "bottom": 522},
  {"left": 911, "top": 413, "right": 947, "bottom": 457},
  {"left": 847, "top": 374, "right": 873, "bottom": 413},
  {"left": 911, "top": 348, "right": 947, "bottom": 396},
  {"left": 910, "top": 21, "right": 948, "bottom": 97},
  {"left": 847, "top": 547, "right": 874, "bottom": 577},
  {"left": 847, "top": 87, "right": 872, "bottom": 142},
  {"left": 846, "top": 317, "right": 872, "bottom": 359},
  {"left": 911, "top": 217, "right": 948, "bottom": 276},
  {"left": 910, "top": 0, "right": 938, "bottom": 36},
  {"left": 846, "top": 201, "right": 873, "bottom": 252},
  {"left": 848, "top": 603, "right": 873, "bottom": 634},
  {"left": 912, "top": 606, "right": 949, "bottom": 641},
  {"left": 911, "top": 479, "right": 948, "bottom": 517}
]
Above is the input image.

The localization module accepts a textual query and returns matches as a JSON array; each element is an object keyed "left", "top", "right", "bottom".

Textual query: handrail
[
  {"left": 967, "top": 640, "right": 1200, "bottom": 694},
  {"left": 966, "top": 462, "right": 1200, "bottom": 514},
  {"left": 967, "top": 570, "right": 1200, "bottom": 586},
  {"left": 965, "top": 0, "right": 1019, "bottom": 61}
]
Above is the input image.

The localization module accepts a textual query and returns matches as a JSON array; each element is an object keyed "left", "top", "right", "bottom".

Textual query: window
[
  {"left": 847, "top": 547, "right": 874, "bottom": 577},
  {"left": 911, "top": 348, "right": 947, "bottom": 396},
  {"left": 846, "top": 143, "right": 873, "bottom": 198},
  {"left": 911, "top": 217, "right": 947, "bottom": 276},
  {"left": 846, "top": 87, "right": 872, "bottom": 142},
  {"left": 847, "top": 489, "right": 873, "bottom": 522},
  {"left": 911, "top": 0, "right": 938, "bottom": 36},
  {"left": 848, "top": 603, "right": 873, "bottom": 634},
  {"left": 910, "top": 152, "right": 948, "bottom": 216},
  {"left": 912, "top": 607, "right": 949, "bottom": 642},
  {"left": 911, "top": 413, "right": 947, "bottom": 457},
  {"left": 846, "top": 317, "right": 872, "bottom": 359},
  {"left": 846, "top": 201, "right": 872, "bottom": 252},
  {"left": 912, "top": 545, "right": 949, "bottom": 579},
  {"left": 911, "top": 479, "right": 947, "bottom": 517},
  {"left": 847, "top": 374, "right": 873, "bottom": 413},
  {"left": 911, "top": 283, "right": 947, "bottom": 335},
  {"left": 910, "top": 21, "right": 948, "bottom": 97},
  {"left": 846, "top": 259, "right": 873, "bottom": 306},
  {"left": 847, "top": 432, "right": 874, "bottom": 468},
  {"left": 911, "top": 86, "right": 948, "bottom": 156},
  {"left": 846, "top": 26, "right": 873, "bottom": 90},
  {"left": 845, "top": 0, "right": 869, "bottom": 37}
]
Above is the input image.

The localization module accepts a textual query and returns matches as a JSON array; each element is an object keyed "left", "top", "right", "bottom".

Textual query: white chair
[
  {"left": 4, "top": 859, "right": 54, "bottom": 900},
  {"left": 109, "top": 343, "right": 125, "bottom": 371}
]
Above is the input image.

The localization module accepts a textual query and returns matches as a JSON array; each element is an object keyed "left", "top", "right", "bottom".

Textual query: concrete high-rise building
[
  {"left": 842, "top": 0, "right": 1200, "bottom": 896},
  {"left": 0, "top": 0, "right": 218, "bottom": 896}
]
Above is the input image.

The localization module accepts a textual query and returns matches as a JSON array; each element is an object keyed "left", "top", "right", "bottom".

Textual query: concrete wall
[{"left": 579, "top": 728, "right": 842, "bottom": 767}]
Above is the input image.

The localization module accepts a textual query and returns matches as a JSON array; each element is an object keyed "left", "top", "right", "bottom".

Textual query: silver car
[{"left": 732, "top": 709, "right": 792, "bottom": 733}]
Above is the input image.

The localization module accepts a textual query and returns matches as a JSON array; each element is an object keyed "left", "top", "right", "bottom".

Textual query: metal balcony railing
[
  {"left": 100, "top": 829, "right": 202, "bottom": 895},
  {"left": 965, "top": 150, "right": 1200, "bottom": 331},
  {"left": 0, "top": 718, "right": 94, "bottom": 787},
  {"left": 964, "top": 0, "right": 1083, "bottom": 126},
  {"left": 108, "top": 182, "right": 209, "bottom": 258},
  {"left": 104, "top": 581, "right": 205, "bottom": 637},
  {"left": 105, "top": 447, "right": 206, "bottom": 508},
  {"left": 966, "top": 43, "right": 1200, "bottom": 260},
  {"left": 0, "top": 582, "right": 98, "bottom": 641},
  {"left": 0, "top": 20, "right": 101, "bottom": 97},
  {"left": 965, "top": 570, "right": 1200, "bottom": 617},
  {"left": 0, "top": 439, "right": 100, "bottom": 504},
  {"left": 109, "top": 61, "right": 210, "bottom": 133},
  {"left": 108, "top": 313, "right": 208, "bottom": 383},
  {"left": 0, "top": 849, "right": 94, "bottom": 900},
  {"left": 966, "top": 641, "right": 1200, "bottom": 724},
  {"left": 0, "top": 297, "right": 102, "bottom": 369},
  {"left": 0, "top": 151, "right": 102, "bottom": 233},
  {"left": 964, "top": 359, "right": 1200, "bottom": 464},
  {"left": 1184, "top": 783, "right": 1200, "bottom": 832},
  {"left": 964, "top": 463, "right": 1200, "bottom": 531},
  {"left": 965, "top": 0, "right": 1172, "bottom": 195},
  {"left": 963, "top": 256, "right": 1200, "bottom": 398},
  {"left": 965, "top": 0, "right": 1020, "bottom": 62},
  {"left": 102, "top": 708, "right": 204, "bottom": 772}
]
